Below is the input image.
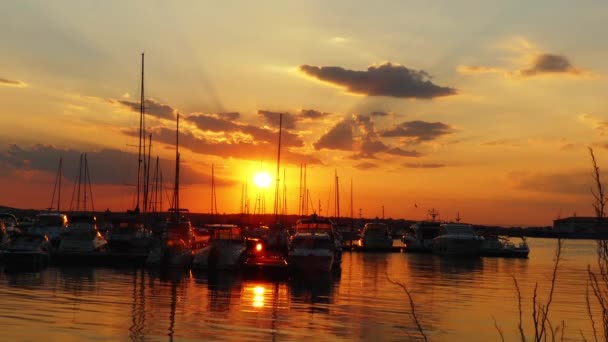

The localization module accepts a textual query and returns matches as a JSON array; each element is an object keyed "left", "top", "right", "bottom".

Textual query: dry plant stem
[
  {"left": 585, "top": 277, "right": 599, "bottom": 342},
  {"left": 512, "top": 276, "right": 527, "bottom": 342},
  {"left": 536, "top": 239, "right": 563, "bottom": 342},
  {"left": 492, "top": 315, "right": 505, "bottom": 342},
  {"left": 386, "top": 274, "right": 428, "bottom": 342}
]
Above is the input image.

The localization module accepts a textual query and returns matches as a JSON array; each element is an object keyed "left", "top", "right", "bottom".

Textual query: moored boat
[
  {"left": 288, "top": 215, "right": 341, "bottom": 272},
  {"left": 3, "top": 233, "right": 51, "bottom": 269},
  {"left": 193, "top": 224, "right": 246, "bottom": 270},
  {"left": 480, "top": 235, "right": 529, "bottom": 258},
  {"left": 402, "top": 221, "right": 442, "bottom": 253},
  {"left": 432, "top": 223, "right": 482, "bottom": 257},
  {"left": 28, "top": 211, "right": 68, "bottom": 248},
  {"left": 357, "top": 222, "right": 393, "bottom": 250},
  {"left": 57, "top": 214, "right": 108, "bottom": 254}
]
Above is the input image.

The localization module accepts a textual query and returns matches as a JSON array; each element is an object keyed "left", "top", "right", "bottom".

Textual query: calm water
[{"left": 0, "top": 238, "right": 602, "bottom": 341}]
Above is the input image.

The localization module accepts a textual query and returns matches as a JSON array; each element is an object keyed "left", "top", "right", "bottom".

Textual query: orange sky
[{"left": 1, "top": 2, "right": 608, "bottom": 226}]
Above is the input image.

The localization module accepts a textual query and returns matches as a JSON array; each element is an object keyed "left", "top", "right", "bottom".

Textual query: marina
[{"left": 0, "top": 238, "right": 603, "bottom": 341}]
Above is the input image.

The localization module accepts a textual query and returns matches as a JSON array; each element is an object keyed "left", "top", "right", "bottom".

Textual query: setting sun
[{"left": 253, "top": 172, "right": 272, "bottom": 189}]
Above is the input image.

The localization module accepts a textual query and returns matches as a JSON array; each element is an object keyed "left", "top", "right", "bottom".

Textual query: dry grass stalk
[{"left": 386, "top": 273, "right": 428, "bottom": 342}]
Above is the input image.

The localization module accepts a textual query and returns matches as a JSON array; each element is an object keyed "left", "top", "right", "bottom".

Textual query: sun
[{"left": 253, "top": 171, "right": 272, "bottom": 189}]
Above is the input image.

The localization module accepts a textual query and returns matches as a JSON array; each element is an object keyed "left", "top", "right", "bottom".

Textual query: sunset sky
[{"left": 2, "top": 1, "right": 608, "bottom": 226}]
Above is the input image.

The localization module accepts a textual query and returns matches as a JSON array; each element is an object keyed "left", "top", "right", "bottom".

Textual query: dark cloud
[
  {"left": 300, "top": 109, "right": 330, "bottom": 120},
  {"left": 520, "top": 54, "right": 581, "bottom": 77},
  {"left": 217, "top": 112, "right": 240, "bottom": 120},
  {"left": 187, "top": 114, "right": 239, "bottom": 132},
  {"left": 381, "top": 120, "right": 454, "bottom": 143},
  {"left": 115, "top": 98, "right": 177, "bottom": 120},
  {"left": 258, "top": 110, "right": 297, "bottom": 129},
  {"left": 186, "top": 113, "right": 303, "bottom": 148},
  {"left": 315, "top": 115, "right": 425, "bottom": 159},
  {"left": 354, "top": 162, "right": 379, "bottom": 170},
  {"left": 132, "top": 127, "right": 321, "bottom": 166},
  {"left": 299, "top": 62, "right": 456, "bottom": 99},
  {"left": 0, "top": 144, "right": 220, "bottom": 186},
  {"left": 0, "top": 77, "right": 27, "bottom": 87},
  {"left": 387, "top": 148, "right": 422, "bottom": 157},
  {"left": 370, "top": 111, "right": 390, "bottom": 117},
  {"left": 402, "top": 162, "right": 445, "bottom": 168},
  {"left": 313, "top": 119, "right": 353, "bottom": 151},
  {"left": 511, "top": 171, "right": 590, "bottom": 195}
]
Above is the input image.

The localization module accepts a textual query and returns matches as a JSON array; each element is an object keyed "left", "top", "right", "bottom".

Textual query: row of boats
[
  {"left": 352, "top": 219, "right": 529, "bottom": 258},
  {"left": 0, "top": 211, "right": 528, "bottom": 274},
  {"left": 0, "top": 211, "right": 345, "bottom": 274}
]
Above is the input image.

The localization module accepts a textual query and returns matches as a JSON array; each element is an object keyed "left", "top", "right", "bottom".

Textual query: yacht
[
  {"left": 480, "top": 235, "right": 529, "bottom": 258},
  {"left": 3, "top": 233, "right": 51, "bottom": 268},
  {"left": 106, "top": 219, "right": 154, "bottom": 253},
  {"left": 192, "top": 224, "right": 246, "bottom": 270},
  {"left": 0, "top": 213, "right": 21, "bottom": 237},
  {"left": 288, "top": 215, "right": 341, "bottom": 272},
  {"left": 402, "top": 221, "right": 442, "bottom": 253},
  {"left": 57, "top": 214, "right": 108, "bottom": 254},
  {"left": 146, "top": 208, "right": 197, "bottom": 268},
  {"left": 357, "top": 222, "right": 393, "bottom": 250},
  {"left": 432, "top": 223, "right": 482, "bottom": 257},
  {"left": 28, "top": 211, "right": 68, "bottom": 248}
]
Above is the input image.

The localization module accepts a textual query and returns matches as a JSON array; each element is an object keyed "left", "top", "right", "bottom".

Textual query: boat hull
[
  {"left": 433, "top": 238, "right": 481, "bottom": 257},
  {"left": 288, "top": 254, "right": 334, "bottom": 273}
]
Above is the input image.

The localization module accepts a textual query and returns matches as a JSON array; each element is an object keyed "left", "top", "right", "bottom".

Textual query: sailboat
[
  {"left": 107, "top": 53, "right": 154, "bottom": 253},
  {"left": 29, "top": 157, "right": 69, "bottom": 248},
  {"left": 146, "top": 114, "right": 194, "bottom": 268},
  {"left": 56, "top": 153, "right": 108, "bottom": 259}
]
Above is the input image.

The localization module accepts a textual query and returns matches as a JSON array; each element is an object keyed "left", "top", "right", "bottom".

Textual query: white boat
[
  {"left": 432, "top": 223, "right": 482, "bottom": 257},
  {"left": 28, "top": 211, "right": 68, "bottom": 247},
  {"left": 193, "top": 224, "right": 246, "bottom": 270},
  {"left": 57, "top": 214, "right": 108, "bottom": 254},
  {"left": 480, "top": 235, "right": 529, "bottom": 258},
  {"left": 288, "top": 215, "right": 341, "bottom": 272},
  {"left": 402, "top": 221, "right": 442, "bottom": 253},
  {"left": 288, "top": 232, "right": 335, "bottom": 272},
  {"left": 357, "top": 222, "right": 393, "bottom": 250},
  {"left": 3, "top": 233, "right": 51, "bottom": 268}
]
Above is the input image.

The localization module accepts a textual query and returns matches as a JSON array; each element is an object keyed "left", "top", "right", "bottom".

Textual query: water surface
[{"left": 0, "top": 238, "right": 601, "bottom": 341}]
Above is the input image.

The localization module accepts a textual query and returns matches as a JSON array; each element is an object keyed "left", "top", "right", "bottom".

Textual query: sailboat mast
[
  {"left": 335, "top": 170, "right": 340, "bottom": 220},
  {"left": 145, "top": 133, "right": 152, "bottom": 213},
  {"left": 173, "top": 114, "right": 180, "bottom": 222},
  {"left": 273, "top": 113, "right": 282, "bottom": 219},
  {"left": 136, "top": 52, "right": 145, "bottom": 213}
]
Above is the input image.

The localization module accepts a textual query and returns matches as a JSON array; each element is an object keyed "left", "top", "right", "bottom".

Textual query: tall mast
[
  {"left": 335, "top": 170, "right": 340, "bottom": 221},
  {"left": 211, "top": 164, "right": 217, "bottom": 216},
  {"left": 136, "top": 52, "right": 145, "bottom": 213},
  {"left": 273, "top": 113, "right": 283, "bottom": 220},
  {"left": 50, "top": 157, "right": 63, "bottom": 211},
  {"left": 144, "top": 133, "right": 152, "bottom": 213},
  {"left": 173, "top": 114, "right": 180, "bottom": 222}
]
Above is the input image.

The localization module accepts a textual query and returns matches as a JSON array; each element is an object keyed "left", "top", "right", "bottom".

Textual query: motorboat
[
  {"left": 480, "top": 235, "right": 529, "bottom": 258},
  {"left": 402, "top": 221, "right": 442, "bottom": 253},
  {"left": 28, "top": 211, "right": 68, "bottom": 247},
  {"left": 288, "top": 232, "right": 336, "bottom": 273},
  {"left": 146, "top": 217, "right": 195, "bottom": 269},
  {"left": 3, "top": 233, "right": 51, "bottom": 269},
  {"left": 357, "top": 222, "right": 393, "bottom": 250},
  {"left": 106, "top": 219, "right": 154, "bottom": 253},
  {"left": 432, "top": 223, "right": 482, "bottom": 257},
  {"left": 288, "top": 215, "right": 341, "bottom": 272},
  {"left": 193, "top": 224, "right": 246, "bottom": 270},
  {"left": 0, "top": 213, "right": 21, "bottom": 237},
  {"left": 57, "top": 214, "right": 108, "bottom": 254},
  {"left": 241, "top": 231, "right": 287, "bottom": 274}
]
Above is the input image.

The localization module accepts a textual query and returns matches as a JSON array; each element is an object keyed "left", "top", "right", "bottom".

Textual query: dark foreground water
[{"left": 0, "top": 238, "right": 602, "bottom": 341}]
